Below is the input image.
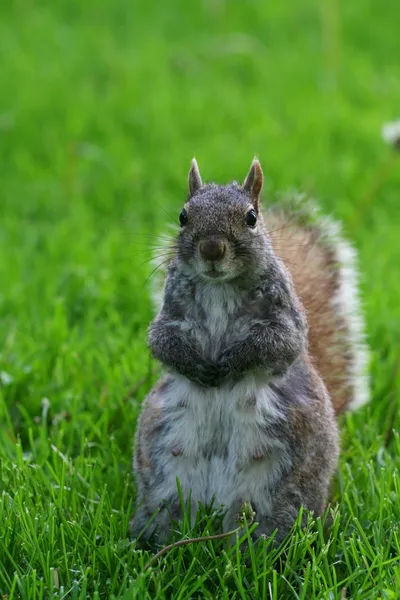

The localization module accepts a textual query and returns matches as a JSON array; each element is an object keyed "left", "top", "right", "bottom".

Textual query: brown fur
[{"left": 266, "top": 209, "right": 351, "bottom": 415}]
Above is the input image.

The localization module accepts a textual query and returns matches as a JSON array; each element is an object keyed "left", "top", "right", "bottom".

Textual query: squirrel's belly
[
  {"left": 159, "top": 449, "right": 285, "bottom": 524},
  {"left": 153, "top": 375, "right": 290, "bottom": 521}
]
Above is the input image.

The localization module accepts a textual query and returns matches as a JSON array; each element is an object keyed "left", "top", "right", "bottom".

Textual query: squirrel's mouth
[
  {"left": 202, "top": 265, "right": 228, "bottom": 281},
  {"left": 205, "top": 269, "right": 221, "bottom": 279}
]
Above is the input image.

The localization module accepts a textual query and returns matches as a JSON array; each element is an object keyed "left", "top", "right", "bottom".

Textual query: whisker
[
  {"left": 125, "top": 238, "right": 176, "bottom": 245},
  {"left": 141, "top": 258, "right": 173, "bottom": 289},
  {"left": 250, "top": 220, "right": 301, "bottom": 237},
  {"left": 233, "top": 249, "right": 304, "bottom": 269},
  {"left": 137, "top": 253, "right": 175, "bottom": 268},
  {"left": 129, "top": 246, "right": 177, "bottom": 257},
  {"left": 154, "top": 201, "right": 180, "bottom": 224},
  {"left": 128, "top": 232, "right": 177, "bottom": 242},
  {"left": 238, "top": 243, "right": 311, "bottom": 252}
]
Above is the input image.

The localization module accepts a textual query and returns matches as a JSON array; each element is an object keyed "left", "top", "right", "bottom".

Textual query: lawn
[{"left": 1, "top": 0, "right": 400, "bottom": 598}]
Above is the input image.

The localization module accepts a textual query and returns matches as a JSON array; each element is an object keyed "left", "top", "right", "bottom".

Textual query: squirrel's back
[
  {"left": 149, "top": 193, "right": 370, "bottom": 417},
  {"left": 265, "top": 196, "right": 369, "bottom": 415}
]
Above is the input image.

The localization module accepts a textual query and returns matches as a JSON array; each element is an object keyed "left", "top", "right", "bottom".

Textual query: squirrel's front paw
[
  {"left": 218, "top": 348, "right": 240, "bottom": 375},
  {"left": 217, "top": 347, "right": 254, "bottom": 382},
  {"left": 191, "top": 363, "right": 221, "bottom": 388}
]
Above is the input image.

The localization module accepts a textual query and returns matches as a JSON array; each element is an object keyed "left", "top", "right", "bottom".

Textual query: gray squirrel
[{"left": 131, "top": 159, "right": 370, "bottom": 546}]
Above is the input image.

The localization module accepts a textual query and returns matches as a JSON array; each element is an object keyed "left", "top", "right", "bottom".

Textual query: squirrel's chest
[
  {"left": 156, "top": 376, "right": 290, "bottom": 514},
  {"left": 190, "top": 284, "right": 248, "bottom": 357}
]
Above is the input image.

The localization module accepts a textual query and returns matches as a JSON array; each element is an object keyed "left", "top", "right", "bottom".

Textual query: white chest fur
[
  {"left": 189, "top": 282, "right": 249, "bottom": 360},
  {"left": 152, "top": 374, "right": 290, "bottom": 528}
]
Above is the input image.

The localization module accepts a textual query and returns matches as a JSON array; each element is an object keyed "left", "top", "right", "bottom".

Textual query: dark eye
[
  {"left": 246, "top": 209, "right": 257, "bottom": 228},
  {"left": 179, "top": 208, "right": 188, "bottom": 227}
]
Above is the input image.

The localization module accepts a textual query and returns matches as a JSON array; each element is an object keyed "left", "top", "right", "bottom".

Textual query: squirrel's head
[{"left": 176, "top": 158, "right": 271, "bottom": 283}]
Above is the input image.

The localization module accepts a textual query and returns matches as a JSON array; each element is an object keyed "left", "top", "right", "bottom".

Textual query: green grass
[{"left": 1, "top": 0, "right": 400, "bottom": 597}]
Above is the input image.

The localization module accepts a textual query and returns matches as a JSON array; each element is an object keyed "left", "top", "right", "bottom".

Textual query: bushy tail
[
  {"left": 266, "top": 193, "right": 370, "bottom": 415},
  {"left": 149, "top": 193, "right": 370, "bottom": 416}
]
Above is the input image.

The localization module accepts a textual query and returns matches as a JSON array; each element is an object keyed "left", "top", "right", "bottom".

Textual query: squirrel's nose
[{"left": 199, "top": 238, "right": 226, "bottom": 262}]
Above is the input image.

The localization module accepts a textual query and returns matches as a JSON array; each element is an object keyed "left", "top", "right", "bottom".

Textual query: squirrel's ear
[
  {"left": 243, "top": 159, "right": 263, "bottom": 211},
  {"left": 188, "top": 158, "right": 203, "bottom": 197}
]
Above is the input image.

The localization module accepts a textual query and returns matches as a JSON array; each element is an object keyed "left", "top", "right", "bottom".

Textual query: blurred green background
[{"left": 1, "top": 0, "right": 400, "bottom": 598}]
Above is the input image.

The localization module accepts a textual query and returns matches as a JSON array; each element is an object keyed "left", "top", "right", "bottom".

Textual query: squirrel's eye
[
  {"left": 179, "top": 208, "right": 188, "bottom": 227},
  {"left": 246, "top": 209, "right": 257, "bottom": 228}
]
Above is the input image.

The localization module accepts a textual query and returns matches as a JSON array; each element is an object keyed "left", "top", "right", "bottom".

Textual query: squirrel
[{"left": 131, "top": 158, "right": 370, "bottom": 547}]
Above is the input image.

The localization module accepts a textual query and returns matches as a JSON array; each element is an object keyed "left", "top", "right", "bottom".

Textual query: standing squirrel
[{"left": 131, "top": 159, "right": 370, "bottom": 546}]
